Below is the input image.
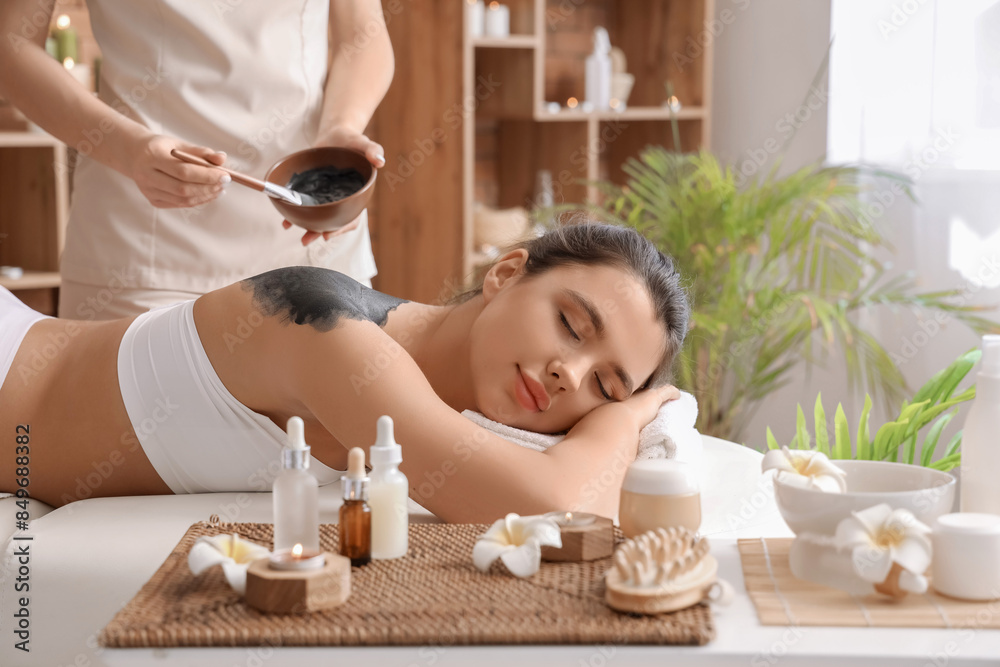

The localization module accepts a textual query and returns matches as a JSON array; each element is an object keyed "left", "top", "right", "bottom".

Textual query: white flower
[
  {"left": 834, "top": 503, "right": 932, "bottom": 593},
  {"left": 188, "top": 533, "right": 271, "bottom": 595},
  {"left": 761, "top": 446, "right": 848, "bottom": 493},
  {"left": 472, "top": 513, "right": 562, "bottom": 578}
]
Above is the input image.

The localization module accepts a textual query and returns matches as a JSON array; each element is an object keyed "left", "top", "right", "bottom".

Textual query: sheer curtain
[{"left": 828, "top": 0, "right": 1000, "bottom": 393}]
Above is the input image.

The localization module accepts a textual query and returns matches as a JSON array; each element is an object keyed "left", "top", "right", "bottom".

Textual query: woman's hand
[
  {"left": 128, "top": 135, "right": 229, "bottom": 208},
  {"left": 282, "top": 125, "right": 385, "bottom": 246}
]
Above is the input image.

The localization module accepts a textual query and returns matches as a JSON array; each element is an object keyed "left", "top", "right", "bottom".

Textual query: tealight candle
[
  {"left": 268, "top": 543, "right": 326, "bottom": 571},
  {"left": 544, "top": 511, "right": 597, "bottom": 527},
  {"left": 484, "top": 2, "right": 510, "bottom": 38}
]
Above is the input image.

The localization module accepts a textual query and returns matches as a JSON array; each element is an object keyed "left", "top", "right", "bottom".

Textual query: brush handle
[{"left": 170, "top": 149, "right": 268, "bottom": 192}]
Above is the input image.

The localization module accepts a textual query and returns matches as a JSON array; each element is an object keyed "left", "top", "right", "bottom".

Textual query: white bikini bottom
[
  {"left": 0, "top": 286, "right": 51, "bottom": 395},
  {"left": 117, "top": 299, "right": 343, "bottom": 494}
]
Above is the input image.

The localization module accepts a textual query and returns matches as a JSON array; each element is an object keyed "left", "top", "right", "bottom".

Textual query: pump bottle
[
  {"left": 369, "top": 416, "right": 409, "bottom": 559},
  {"left": 960, "top": 334, "right": 1000, "bottom": 513},
  {"left": 585, "top": 27, "right": 612, "bottom": 110},
  {"left": 273, "top": 416, "right": 319, "bottom": 552}
]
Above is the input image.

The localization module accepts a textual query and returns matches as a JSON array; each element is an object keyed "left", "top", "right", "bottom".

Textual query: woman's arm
[
  {"left": 0, "top": 0, "right": 227, "bottom": 208},
  {"left": 289, "top": 318, "right": 671, "bottom": 522}
]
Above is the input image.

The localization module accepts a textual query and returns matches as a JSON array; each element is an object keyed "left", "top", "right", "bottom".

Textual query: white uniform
[{"left": 59, "top": 0, "right": 377, "bottom": 319}]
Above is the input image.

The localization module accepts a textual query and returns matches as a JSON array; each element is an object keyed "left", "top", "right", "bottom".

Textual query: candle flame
[
  {"left": 56, "top": 14, "right": 71, "bottom": 29},
  {"left": 489, "top": 1, "right": 500, "bottom": 8},
  {"left": 292, "top": 543, "right": 303, "bottom": 557},
  {"left": 63, "top": 57, "right": 75, "bottom": 70},
  {"left": 567, "top": 97, "right": 578, "bottom": 109},
  {"left": 564, "top": 512, "right": 573, "bottom": 523}
]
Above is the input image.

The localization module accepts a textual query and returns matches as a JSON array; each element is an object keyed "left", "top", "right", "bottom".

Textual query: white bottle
[
  {"left": 369, "top": 415, "right": 409, "bottom": 559},
  {"left": 273, "top": 416, "right": 320, "bottom": 552},
  {"left": 960, "top": 334, "right": 1000, "bottom": 514},
  {"left": 585, "top": 27, "right": 612, "bottom": 111}
]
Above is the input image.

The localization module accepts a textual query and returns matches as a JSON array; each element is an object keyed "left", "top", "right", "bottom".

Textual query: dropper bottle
[
  {"left": 369, "top": 416, "right": 409, "bottom": 560},
  {"left": 273, "top": 416, "right": 319, "bottom": 552},
  {"left": 339, "top": 447, "right": 372, "bottom": 566}
]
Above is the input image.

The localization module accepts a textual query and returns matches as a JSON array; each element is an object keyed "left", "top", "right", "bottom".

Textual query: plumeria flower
[
  {"left": 188, "top": 533, "right": 271, "bottom": 595},
  {"left": 473, "top": 513, "right": 562, "bottom": 578},
  {"left": 834, "top": 503, "right": 932, "bottom": 595},
  {"left": 761, "top": 446, "right": 848, "bottom": 493}
]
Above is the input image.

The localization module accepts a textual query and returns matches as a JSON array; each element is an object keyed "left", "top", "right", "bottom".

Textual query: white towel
[{"left": 461, "top": 390, "right": 703, "bottom": 467}]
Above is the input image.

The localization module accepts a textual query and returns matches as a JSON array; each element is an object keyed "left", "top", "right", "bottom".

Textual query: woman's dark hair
[{"left": 458, "top": 220, "right": 690, "bottom": 387}]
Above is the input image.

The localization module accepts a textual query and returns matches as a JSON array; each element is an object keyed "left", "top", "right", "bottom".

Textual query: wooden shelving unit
[
  {"left": 462, "top": 0, "right": 715, "bottom": 277},
  {"left": 0, "top": 130, "right": 70, "bottom": 314}
]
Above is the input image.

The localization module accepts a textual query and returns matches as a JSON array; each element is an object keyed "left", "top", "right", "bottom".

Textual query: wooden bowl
[{"left": 265, "top": 147, "right": 376, "bottom": 233}]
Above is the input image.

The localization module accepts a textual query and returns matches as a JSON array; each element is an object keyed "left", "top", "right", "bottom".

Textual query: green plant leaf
[
  {"left": 857, "top": 394, "right": 873, "bottom": 460},
  {"left": 833, "top": 403, "right": 851, "bottom": 459},
  {"left": 944, "top": 429, "right": 963, "bottom": 458},
  {"left": 766, "top": 426, "right": 780, "bottom": 451},
  {"left": 920, "top": 408, "right": 958, "bottom": 468},
  {"left": 929, "top": 452, "right": 961, "bottom": 472},
  {"left": 814, "top": 393, "right": 830, "bottom": 455},
  {"left": 796, "top": 404, "right": 810, "bottom": 450}
]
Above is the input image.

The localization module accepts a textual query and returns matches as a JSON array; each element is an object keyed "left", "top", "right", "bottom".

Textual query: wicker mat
[
  {"left": 99, "top": 520, "right": 714, "bottom": 648},
  {"left": 739, "top": 537, "right": 1000, "bottom": 628}
]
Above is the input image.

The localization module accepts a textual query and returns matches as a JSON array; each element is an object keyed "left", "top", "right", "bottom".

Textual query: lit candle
[
  {"left": 468, "top": 0, "right": 485, "bottom": 38},
  {"left": 484, "top": 2, "right": 510, "bottom": 38},
  {"left": 566, "top": 96, "right": 579, "bottom": 110},
  {"left": 53, "top": 15, "right": 78, "bottom": 63},
  {"left": 268, "top": 543, "right": 326, "bottom": 571},
  {"left": 544, "top": 511, "right": 597, "bottom": 527}
]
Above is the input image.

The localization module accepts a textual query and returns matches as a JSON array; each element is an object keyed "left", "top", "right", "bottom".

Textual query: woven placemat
[
  {"left": 99, "top": 520, "right": 714, "bottom": 647},
  {"left": 739, "top": 537, "right": 1000, "bottom": 628}
]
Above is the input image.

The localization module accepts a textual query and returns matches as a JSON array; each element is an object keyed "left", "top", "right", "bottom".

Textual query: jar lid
[
  {"left": 621, "top": 459, "right": 699, "bottom": 495},
  {"left": 935, "top": 512, "right": 1000, "bottom": 535}
]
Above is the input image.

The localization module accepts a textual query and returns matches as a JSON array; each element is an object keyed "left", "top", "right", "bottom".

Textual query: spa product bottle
[
  {"left": 960, "top": 334, "right": 1000, "bottom": 514},
  {"left": 339, "top": 447, "right": 372, "bottom": 566},
  {"left": 273, "top": 417, "right": 320, "bottom": 552},
  {"left": 585, "top": 27, "right": 612, "bottom": 111},
  {"left": 369, "top": 416, "right": 409, "bottom": 560}
]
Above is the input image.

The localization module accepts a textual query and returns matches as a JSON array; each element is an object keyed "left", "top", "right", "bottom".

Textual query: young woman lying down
[{"left": 0, "top": 223, "right": 689, "bottom": 522}]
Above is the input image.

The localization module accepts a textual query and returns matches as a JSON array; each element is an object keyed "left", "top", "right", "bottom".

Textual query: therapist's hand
[
  {"left": 128, "top": 135, "right": 229, "bottom": 209},
  {"left": 282, "top": 125, "right": 385, "bottom": 246}
]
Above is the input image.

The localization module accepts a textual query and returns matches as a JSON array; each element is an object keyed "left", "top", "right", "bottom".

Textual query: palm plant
[{"left": 562, "top": 147, "right": 998, "bottom": 441}]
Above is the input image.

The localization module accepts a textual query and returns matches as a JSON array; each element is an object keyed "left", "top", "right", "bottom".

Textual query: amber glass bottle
[{"left": 338, "top": 447, "right": 372, "bottom": 566}]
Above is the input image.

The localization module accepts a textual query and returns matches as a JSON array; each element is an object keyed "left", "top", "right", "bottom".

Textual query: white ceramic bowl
[{"left": 773, "top": 460, "right": 956, "bottom": 536}]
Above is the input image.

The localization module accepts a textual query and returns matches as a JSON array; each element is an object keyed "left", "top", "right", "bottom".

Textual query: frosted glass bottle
[
  {"left": 585, "top": 27, "right": 612, "bottom": 111},
  {"left": 369, "top": 415, "right": 409, "bottom": 559},
  {"left": 273, "top": 417, "right": 320, "bottom": 552},
  {"left": 960, "top": 335, "right": 1000, "bottom": 514}
]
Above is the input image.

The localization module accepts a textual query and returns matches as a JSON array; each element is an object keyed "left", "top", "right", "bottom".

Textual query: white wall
[{"left": 707, "top": 0, "right": 999, "bottom": 455}]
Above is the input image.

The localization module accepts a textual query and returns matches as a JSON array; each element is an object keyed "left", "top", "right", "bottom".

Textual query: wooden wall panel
[{"left": 368, "top": 1, "right": 465, "bottom": 303}]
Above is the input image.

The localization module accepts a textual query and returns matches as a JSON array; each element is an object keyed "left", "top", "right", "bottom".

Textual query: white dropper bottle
[
  {"left": 961, "top": 335, "right": 1000, "bottom": 514},
  {"left": 273, "top": 416, "right": 320, "bottom": 552},
  {"left": 369, "top": 415, "right": 409, "bottom": 559}
]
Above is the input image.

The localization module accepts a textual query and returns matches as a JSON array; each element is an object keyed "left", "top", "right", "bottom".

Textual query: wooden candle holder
[
  {"left": 541, "top": 516, "right": 614, "bottom": 562},
  {"left": 244, "top": 552, "right": 351, "bottom": 614}
]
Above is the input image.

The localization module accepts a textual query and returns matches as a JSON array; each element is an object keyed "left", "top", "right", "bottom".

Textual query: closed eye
[
  {"left": 559, "top": 311, "right": 580, "bottom": 341},
  {"left": 595, "top": 373, "right": 613, "bottom": 401}
]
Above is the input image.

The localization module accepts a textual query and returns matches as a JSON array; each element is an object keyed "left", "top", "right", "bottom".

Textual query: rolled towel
[{"left": 460, "top": 390, "right": 702, "bottom": 467}]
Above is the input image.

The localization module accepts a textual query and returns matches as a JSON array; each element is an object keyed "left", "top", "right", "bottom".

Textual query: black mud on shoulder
[{"left": 242, "top": 267, "right": 407, "bottom": 332}]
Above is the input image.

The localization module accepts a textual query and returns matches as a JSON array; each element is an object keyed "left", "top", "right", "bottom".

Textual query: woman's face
[{"left": 469, "top": 253, "right": 667, "bottom": 433}]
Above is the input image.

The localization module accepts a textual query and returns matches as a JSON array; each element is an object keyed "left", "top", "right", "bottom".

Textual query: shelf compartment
[
  {"left": 474, "top": 47, "right": 536, "bottom": 119},
  {"left": 0, "top": 145, "right": 68, "bottom": 272},
  {"left": 497, "top": 119, "right": 592, "bottom": 209},
  {"left": 600, "top": 118, "right": 704, "bottom": 185}
]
